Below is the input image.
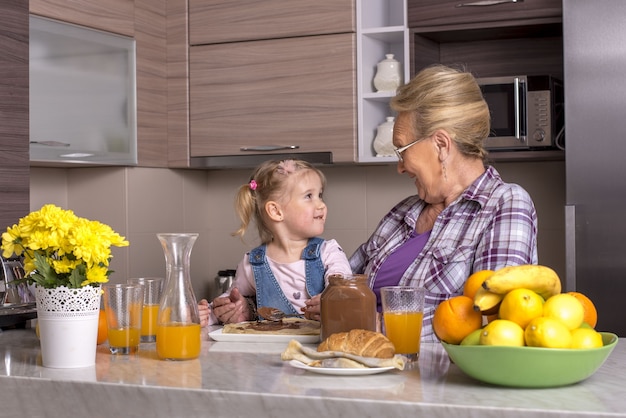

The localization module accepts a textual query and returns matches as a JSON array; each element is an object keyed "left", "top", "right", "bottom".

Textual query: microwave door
[{"left": 482, "top": 77, "right": 528, "bottom": 149}]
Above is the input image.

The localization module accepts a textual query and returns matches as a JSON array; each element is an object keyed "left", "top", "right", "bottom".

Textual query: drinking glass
[
  {"left": 380, "top": 286, "right": 425, "bottom": 361},
  {"left": 128, "top": 277, "right": 163, "bottom": 343},
  {"left": 103, "top": 283, "right": 144, "bottom": 355}
]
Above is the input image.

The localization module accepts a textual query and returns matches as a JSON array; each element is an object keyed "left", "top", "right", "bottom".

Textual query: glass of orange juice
[
  {"left": 128, "top": 277, "right": 163, "bottom": 343},
  {"left": 380, "top": 286, "right": 425, "bottom": 361},
  {"left": 103, "top": 283, "right": 144, "bottom": 355}
]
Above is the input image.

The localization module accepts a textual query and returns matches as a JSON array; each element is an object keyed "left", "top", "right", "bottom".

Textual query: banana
[
  {"left": 482, "top": 264, "right": 562, "bottom": 300},
  {"left": 473, "top": 287, "right": 504, "bottom": 313}
]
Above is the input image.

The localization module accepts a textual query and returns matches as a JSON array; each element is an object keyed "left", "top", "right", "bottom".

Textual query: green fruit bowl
[{"left": 441, "top": 332, "right": 618, "bottom": 388}]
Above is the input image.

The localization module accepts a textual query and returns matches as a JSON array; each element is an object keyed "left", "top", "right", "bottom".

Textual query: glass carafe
[{"left": 156, "top": 233, "right": 201, "bottom": 360}]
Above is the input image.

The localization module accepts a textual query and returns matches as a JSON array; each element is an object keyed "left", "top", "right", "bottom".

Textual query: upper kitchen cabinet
[
  {"left": 408, "top": 0, "right": 561, "bottom": 28},
  {"left": 408, "top": 0, "right": 563, "bottom": 78},
  {"left": 30, "top": 0, "right": 134, "bottom": 37},
  {"left": 189, "top": 33, "right": 356, "bottom": 164},
  {"left": 30, "top": 0, "right": 170, "bottom": 168},
  {"left": 189, "top": 0, "right": 354, "bottom": 44}
]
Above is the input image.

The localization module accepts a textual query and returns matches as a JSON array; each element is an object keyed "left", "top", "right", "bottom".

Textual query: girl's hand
[{"left": 302, "top": 294, "right": 321, "bottom": 321}]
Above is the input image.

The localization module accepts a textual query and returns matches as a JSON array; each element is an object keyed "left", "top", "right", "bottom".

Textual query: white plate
[
  {"left": 288, "top": 360, "right": 396, "bottom": 376},
  {"left": 208, "top": 328, "right": 320, "bottom": 344}
]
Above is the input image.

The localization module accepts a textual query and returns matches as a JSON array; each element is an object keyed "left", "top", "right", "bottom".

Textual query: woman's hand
[
  {"left": 212, "top": 287, "right": 251, "bottom": 324},
  {"left": 302, "top": 294, "right": 321, "bottom": 321},
  {"left": 198, "top": 299, "right": 211, "bottom": 328}
]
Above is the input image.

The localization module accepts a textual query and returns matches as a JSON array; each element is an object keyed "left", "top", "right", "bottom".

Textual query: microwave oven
[{"left": 477, "top": 75, "right": 564, "bottom": 150}]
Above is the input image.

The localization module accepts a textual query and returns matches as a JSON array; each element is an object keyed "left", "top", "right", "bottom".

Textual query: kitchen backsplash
[{"left": 30, "top": 161, "right": 565, "bottom": 301}]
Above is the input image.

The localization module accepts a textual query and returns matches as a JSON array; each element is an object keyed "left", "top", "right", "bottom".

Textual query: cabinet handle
[
  {"left": 30, "top": 140, "right": 70, "bottom": 147},
  {"left": 240, "top": 145, "right": 300, "bottom": 152},
  {"left": 456, "top": 0, "right": 523, "bottom": 7}
]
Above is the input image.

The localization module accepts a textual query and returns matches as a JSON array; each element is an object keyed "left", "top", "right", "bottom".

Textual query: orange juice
[
  {"left": 141, "top": 304, "right": 159, "bottom": 339},
  {"left": 383, "top": 311, "right": 424, "bottom": 354},
  {"left": 156, "top": 322, "right": 201, "bottom": 360},
  {"left": 108, "top": 327, "right": 141, "bottom": 350}
]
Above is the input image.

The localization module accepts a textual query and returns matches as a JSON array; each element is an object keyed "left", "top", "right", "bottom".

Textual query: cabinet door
[
  {"left": 189, "top": 0, "right": 354, "bottom": 45},
  {"left": 408, "top": 0, "right": 562, "bottom": 28},
  {"left": 189, "top": 34, "right": 356, "bottom": 162},
  {"left": 30, "top": 0, "right": 134, "bottom": 37},
  {"left": 0, "top": 0, "right": 29, "bottom": 230}
]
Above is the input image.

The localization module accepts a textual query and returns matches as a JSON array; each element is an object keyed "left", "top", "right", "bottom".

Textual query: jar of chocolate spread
[{"left": 320, "top": 274, "right": 377, "bottom": 341}]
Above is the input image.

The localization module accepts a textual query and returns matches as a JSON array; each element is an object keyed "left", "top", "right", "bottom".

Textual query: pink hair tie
[{"left": 249, "top": 180, "right": 258, "bottom": 191}]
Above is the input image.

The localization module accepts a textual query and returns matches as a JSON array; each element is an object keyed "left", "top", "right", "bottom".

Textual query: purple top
[{"left": 373, "top": 230, "right": 431, "bottom": 312}]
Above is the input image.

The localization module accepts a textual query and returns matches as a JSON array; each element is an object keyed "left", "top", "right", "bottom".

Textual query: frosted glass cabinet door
[{"left": 29, "top": 15, "right": 137, "bottom": 165}]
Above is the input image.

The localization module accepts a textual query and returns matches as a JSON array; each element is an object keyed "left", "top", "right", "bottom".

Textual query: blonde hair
[
  {"left": 390, "top": 64, "right": 490, "bottom": 160},
  {"left": 232, "top": 159, "right": 327, "bottom": 244}
]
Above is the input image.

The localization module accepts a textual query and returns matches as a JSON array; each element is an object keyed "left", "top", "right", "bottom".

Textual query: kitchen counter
[{"left": 0, "top": 327, "right": 624, "bottom": 418}]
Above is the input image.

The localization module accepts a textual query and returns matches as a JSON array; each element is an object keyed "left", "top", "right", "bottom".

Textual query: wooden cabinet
[
  {"left": 0, "top": 0, "right": 29, "bottom": 230},
  {"left": 189, "top": 34, "right": 356, "bottom": 163},
  {"left": 408, "top": 0, "right": 561, "bottom": 28},
  {"left": 29, "top": 0, "right": 134, "bottom": 37},
  {"left": 408, "top": 0, "right": 563, "bottom": 78},
  {"left": 189, "top": 0, "right": 354, "bottom": 45}
]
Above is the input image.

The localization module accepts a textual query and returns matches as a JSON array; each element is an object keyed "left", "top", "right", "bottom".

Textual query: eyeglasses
[{"left": 394, "top": 137, "right": 423, "bottom": 162}]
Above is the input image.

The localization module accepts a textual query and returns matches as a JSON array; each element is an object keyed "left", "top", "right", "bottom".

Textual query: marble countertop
[{"left": 0, "top": 327, "right": 624, "bottom": 418}]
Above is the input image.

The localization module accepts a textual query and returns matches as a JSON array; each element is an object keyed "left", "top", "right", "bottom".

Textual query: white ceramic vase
[
  {"left": 373, "top": 116, "right": 396, "bottom": 157},
  {"left": 373, "top": 54, "right": 403, "bottom": 93},
  {"left": 35, "top": 285, "right": 101, "bottom": 368}
]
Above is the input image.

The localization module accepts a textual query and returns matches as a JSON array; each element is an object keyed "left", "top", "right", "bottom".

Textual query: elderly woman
[{"left": 348, "top": 64, "right": 538, "bottom": 341}]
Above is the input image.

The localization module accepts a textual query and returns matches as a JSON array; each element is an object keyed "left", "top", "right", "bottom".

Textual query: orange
[
  {"left": 433, "top": 295, "right": 482, "bottom": 345},
  {"left": 525, "top": 317, "right": 572, "bottom": 348},
  {"left": 462, "top": 270, "right": 495, "bottom": 300},
  {"left": 479, "top": 319, "right": 525, "bottom": 347},
  {"left": 567, "top": 291, "right": 598, "bottom": 328},
  {"left": 498, "top": 288, "right": 544, "bottom": 329},
  {"left": 543, "top": 293, "right": 585, "bottom": 330},
  {"left": 97, "top": 309, "right": 108, "bottom": 345}
]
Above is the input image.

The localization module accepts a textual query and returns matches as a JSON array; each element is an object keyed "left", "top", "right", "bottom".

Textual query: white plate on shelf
[
  {"left": 208, "top": 328, "right": 320, "bottom": 344},
  {"left": 288, "top": 360, "right": 396, "bottom": 376}
]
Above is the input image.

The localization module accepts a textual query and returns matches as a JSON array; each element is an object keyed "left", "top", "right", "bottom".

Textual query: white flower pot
[{"left": 35, "top": 286, "right": 101, "bottom": 368}]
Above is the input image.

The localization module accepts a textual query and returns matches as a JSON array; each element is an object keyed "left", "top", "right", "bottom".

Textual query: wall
[{"left": 30, "top": 160, "right": 565, "bottom": 301}]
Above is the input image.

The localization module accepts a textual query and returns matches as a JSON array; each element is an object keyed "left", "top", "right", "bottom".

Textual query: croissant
[{"left": 317, "top": 329, "right": 395, "bottom": 359}]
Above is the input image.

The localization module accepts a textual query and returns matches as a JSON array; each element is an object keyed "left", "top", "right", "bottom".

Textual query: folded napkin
[{"left": 281, "top": 340, "right": 406, "bottom": 370}]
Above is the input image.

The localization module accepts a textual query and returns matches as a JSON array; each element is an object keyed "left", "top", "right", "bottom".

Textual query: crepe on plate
[
  {"left": 281, "top": 339, "right": 406, "bottom": 370},
  {"left": 222, "top": 317, "right": 320, "bottom": 336}
]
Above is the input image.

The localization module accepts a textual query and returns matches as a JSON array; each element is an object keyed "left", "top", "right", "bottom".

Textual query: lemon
[
  {"left": 498, "top": 288, "right": 544, "bottom": 329},
  {"left": 460, "top": 328, "right": 482, "bottom": 346},
  {"left": 543, "top": 293, "right": 585, "bottom": 330},
  {"left": 525, "top": 317, "right": 572, "bottom": 348},
  {"left": 571, "top": 327, "right": 603, "bottom": 349},
  {"left": 479, "top": 319, "right": 525, "bottom": 346}
]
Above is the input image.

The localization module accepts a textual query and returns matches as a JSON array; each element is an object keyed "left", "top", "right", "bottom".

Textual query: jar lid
[{"left": 217, "top": 269, "right": 236, "bottom": 276}]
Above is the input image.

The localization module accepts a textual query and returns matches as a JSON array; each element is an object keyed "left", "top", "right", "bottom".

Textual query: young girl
[{"left": 199, "top": 159, "right": 351, "bottom": 326}]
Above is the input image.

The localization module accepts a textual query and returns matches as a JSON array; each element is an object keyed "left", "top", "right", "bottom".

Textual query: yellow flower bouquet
[{"left": 1, "top": 204, "right": 129, "bottom": 288}]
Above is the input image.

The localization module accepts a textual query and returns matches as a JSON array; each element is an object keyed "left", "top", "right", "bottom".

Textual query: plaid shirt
[{"left": 349, "top": 166, "right": 538, "bottom": 342}]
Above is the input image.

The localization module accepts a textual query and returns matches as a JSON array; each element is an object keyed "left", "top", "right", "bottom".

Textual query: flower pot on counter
[{"left": 35, "top": 285, "right": 101, "bottom": 368}]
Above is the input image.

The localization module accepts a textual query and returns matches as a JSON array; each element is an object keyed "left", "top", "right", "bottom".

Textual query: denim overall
[{"left": 249, "top": 237, "right": 325, "bottom": 317}]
